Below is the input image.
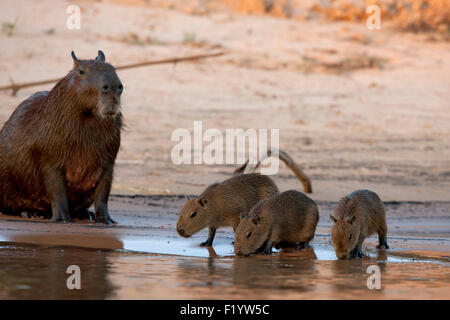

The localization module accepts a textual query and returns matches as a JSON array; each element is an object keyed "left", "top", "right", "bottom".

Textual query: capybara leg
[
  {"left": 50, "top": 199, "right": 71, "bottom": 222},
  {"left": 44, "top": 168, "right": 71, "bottom": 222},
  {"left": 350, "top": 243, "right": 364, "bottom": 258},
  {"left": 297, "top": 242, "right": 308, "bottom": 250},
  {"left": 200, "top": 227, "right": 216, "bottom": 247},
  {"left": 377, "top": 235, "right": 389, "bottom": 249},
  {"left": 93, "top": 167, "right": 116, "bottom": 224},
  {"left": 263, "top": 240, "right": 273, "bottom": 254}
]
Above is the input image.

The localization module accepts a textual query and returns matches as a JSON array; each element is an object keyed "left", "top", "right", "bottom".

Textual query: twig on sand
[
  {"left": 0, "top": 51, "right": 225, "bottom": 96},
  {"left": 234, "top": 148, "right": 313, "bottom": 193}
]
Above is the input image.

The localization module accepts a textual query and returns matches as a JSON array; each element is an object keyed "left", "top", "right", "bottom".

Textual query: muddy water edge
[{"left": 0, "top": 196, "right": 449, "bottom": 299}]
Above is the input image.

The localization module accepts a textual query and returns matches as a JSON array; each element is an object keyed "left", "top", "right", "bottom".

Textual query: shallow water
[
  {"left": 1, "top": 198, "right": 449, "bottom": 299},
  {"left": 0, "top": 241, "right": 448, "bottom": 299}
]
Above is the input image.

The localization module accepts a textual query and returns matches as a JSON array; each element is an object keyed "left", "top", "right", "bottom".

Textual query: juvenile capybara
[
  {"left": 330, "top": 190, "right": 389, "bottom": 259},
  {"left": 234, "top": 190, "right": 319, "bottom": 256},
  {"left": 0, "top": 50, "right": 123, "bottom": 223},
  {"left": 176, "top": 173, "right": 279, "bottom": 246}
]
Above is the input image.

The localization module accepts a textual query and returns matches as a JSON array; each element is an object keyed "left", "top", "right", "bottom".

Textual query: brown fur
[
  {"left": 330, "top": 190, "right": 389, "bottom": 259},
  {"left": 0, "top": 51, "right": 123, "bottom": 223},
  {"left": 176, "top": 173, "right": 279, "bottom": 246},
  {"left": 234, "top": 190, "right": 319, "bottom": 256}
]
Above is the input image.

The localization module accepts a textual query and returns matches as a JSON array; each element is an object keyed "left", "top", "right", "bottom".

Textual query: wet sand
[{"left": 0, "top": 195, "right": 448, "bottom": 299}]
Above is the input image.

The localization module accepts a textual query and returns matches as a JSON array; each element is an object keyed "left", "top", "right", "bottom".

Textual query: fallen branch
[
  {"left": 0, "top": 51, "right": 225, "bottom": 96},
  {"left": 234, "top": 148, "right": 313, "bottom": 193}
]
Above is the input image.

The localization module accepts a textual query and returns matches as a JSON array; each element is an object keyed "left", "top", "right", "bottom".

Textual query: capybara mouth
[
  {"left": 102, "top": 111, "right": 118, "bottom": 117},
  {"left": 234, "top": 250, "right": 250, "bottom": 257},
  {"left": 336, "top": 252, "right": 349, "bottom": 260},
  {"left": 177, "top": 228, "right": 191, "bottom": 238},
  {"left": 179, "top": 233, "right": 191, "bottom": 238}
]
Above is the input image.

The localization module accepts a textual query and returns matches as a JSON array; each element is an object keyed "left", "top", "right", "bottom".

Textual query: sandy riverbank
[{"left": 0, "top": 0, "right": 449, "bottom": 201}]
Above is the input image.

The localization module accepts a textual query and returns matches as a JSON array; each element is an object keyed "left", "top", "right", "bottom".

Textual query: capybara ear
[
  {"left": 198, "top": 198, "right": 208, "bottom": 208},
  {"left": 251, "top": 215, "right": 261, "bottom": 225},
  {"left": 71, "top": 51, "right": 79, "bottom": 66},
  {"left": 347, "top": 215, "right": 356, "bottom": 224},
  {"left": 330, "top": 214, "right": 337, "bottom": 223},
  {"left": 95, "top": 50, "right": 105, "bottom": 62}
]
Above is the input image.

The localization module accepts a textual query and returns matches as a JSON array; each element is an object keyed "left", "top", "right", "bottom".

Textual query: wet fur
[
  {"left": 234, "top": 190, "right": 319, "bottom": 256},
  {"left": 0, "top": 52, "right": 122, "bottom": 222}
]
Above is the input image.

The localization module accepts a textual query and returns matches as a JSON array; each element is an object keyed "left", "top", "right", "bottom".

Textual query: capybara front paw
[
  {"left": 200, "top": 241, "right": 212, "bottom": 247},
  {"left": 376, "top": 243, "right": 389, "bottom": 250},
  {"left": 50, "top": 215, "right": 71, "bottom": 223},
  {"left": 98, "top": 217, "right": 117, "bottom": 225},
  {"left": 95, "top": 214, "right": 117, "bottom": 225},
  {"left": 377, "top": 237, "right": 389, "bottom": 250},
  {"left": 351, "top": 250, "right": 363, "bottom": 258}
]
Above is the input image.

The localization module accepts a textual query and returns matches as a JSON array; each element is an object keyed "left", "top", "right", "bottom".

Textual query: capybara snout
[{"left": 176, "top": 224, "right": 191, "bottom": 238}]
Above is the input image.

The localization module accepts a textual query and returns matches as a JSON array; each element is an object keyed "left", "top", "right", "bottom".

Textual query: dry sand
[{"left": 0, "top": 0, "right": 449, "bottom": 201}]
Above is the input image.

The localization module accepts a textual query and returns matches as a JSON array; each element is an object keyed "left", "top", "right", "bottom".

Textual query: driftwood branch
[{"left": 0, "top": 51, "right": 225, "bottom": 96}]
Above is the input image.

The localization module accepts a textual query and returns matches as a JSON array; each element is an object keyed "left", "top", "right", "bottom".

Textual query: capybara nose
[
  {"left": 102, "top": 82, "right": 123, "bottom": 95},
  {"left": 177, "top": 226, "right": 185, "bottom": 236}
]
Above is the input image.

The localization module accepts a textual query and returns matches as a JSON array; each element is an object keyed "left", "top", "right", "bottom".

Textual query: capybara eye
[
  {"left": 349, "top": 234, "right": 352, "bottom": 241},
  {"left": 78, "top": 69, "right": 85, "bottom": 75},
  {"left": 118, "top": 84, "right": 123, "bottom": 92},
  {"left": 246, "top": 231, "right": 252, "bottom": 239},
  {"left": 190, "top": 211, "right": 197, "bottom": 218}
]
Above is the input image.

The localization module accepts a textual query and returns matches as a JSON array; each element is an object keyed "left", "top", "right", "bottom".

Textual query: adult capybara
[
  {"left": 330, "top": 190, "right": 389, "bottom": 259},
  {"left": 176, "top": 173, "right": 279, "bottom": 246},
  {"left": 0, "top": 50, "right": 123, "bottom": 223},
  {"left": 234, "top": 190, "right": 319, "bottom": 256}
]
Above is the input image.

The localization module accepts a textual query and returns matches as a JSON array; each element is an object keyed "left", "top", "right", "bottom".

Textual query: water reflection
[
  {"left": 0, "top": 241, "right": 448, "bottom": 299},
  {"left": 232, "top": 249, "right": 319, "bottom": 293},
  {"left": 0, "top": 242, "right": 117, "bottom": 299},
  {"left": 172, "top": 246, "right": 320, "bottom": 297}
]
